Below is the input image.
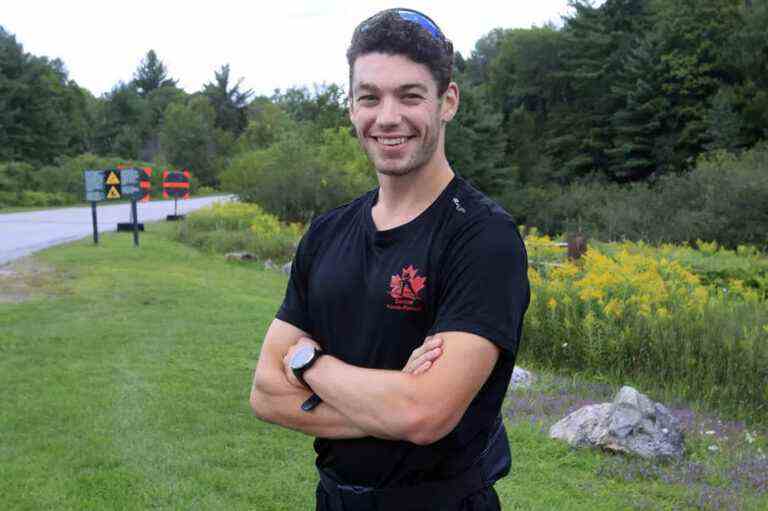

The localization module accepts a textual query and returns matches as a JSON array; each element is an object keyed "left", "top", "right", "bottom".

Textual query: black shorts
[{"left": 315, "top": 482, "right": 502, "bottom": 511}]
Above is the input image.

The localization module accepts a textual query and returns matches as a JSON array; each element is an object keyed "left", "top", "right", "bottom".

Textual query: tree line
[{"left": 2, "top": 0, "right": 767, "bottom": 247}]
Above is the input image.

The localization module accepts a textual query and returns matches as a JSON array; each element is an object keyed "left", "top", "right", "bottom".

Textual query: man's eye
[
  {"left": 358, "top": 96, "right": 377, "bottom": 103},
  {"left": 403, "top": 94, "right": 423, "bottom": 101}
]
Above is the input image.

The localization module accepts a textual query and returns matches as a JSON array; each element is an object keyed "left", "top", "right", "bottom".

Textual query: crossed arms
[{"left": 249, "top": 318, "right": 499, "bottom": 445}]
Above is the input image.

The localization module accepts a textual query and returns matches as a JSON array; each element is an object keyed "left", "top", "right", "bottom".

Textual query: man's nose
[{"left": 376, "top": 97, "right": 402, "bottom": 127}]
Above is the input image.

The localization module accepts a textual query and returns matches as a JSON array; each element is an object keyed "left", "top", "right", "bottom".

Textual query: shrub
[
  {"left": 176, "top": 202, "right": 302, "bottom": 262},
  {"left": 220, "top": 127, "right": 375, "bottom": 222},
  {"left": 500, "top": 144, "right": 768, "bottom": 250}
]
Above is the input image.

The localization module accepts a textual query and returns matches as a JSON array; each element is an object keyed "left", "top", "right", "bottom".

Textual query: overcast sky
[{"left": 4, "top": 1, "right": 581, "bottom": 98}]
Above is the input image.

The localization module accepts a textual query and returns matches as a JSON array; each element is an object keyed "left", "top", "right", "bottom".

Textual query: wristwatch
[
  {"left": 290, "top": 346, "right": 325, "bottom": 412},
  {"left": 290, "top": 346, "right": 324, "bottom": 389}
]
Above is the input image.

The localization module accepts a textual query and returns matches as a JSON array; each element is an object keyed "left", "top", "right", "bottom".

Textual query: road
[{"left": 0, "top": 196, "right": 233, "bottom": 265}]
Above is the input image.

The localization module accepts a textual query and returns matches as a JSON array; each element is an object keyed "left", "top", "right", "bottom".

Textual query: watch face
[{"left": 290, "top": 346, "right": 315, "bottom": 369}]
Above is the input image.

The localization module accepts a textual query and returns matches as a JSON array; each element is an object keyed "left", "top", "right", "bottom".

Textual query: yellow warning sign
[
  {"left": 107, "top": 186, "right": 121, "bottom": 199},
  {"left": 106, "top": 171, "right": 120, "bottom": 185}
]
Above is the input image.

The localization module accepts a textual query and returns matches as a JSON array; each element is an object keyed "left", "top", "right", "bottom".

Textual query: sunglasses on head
[{"left": 359, "top": 8, "right": 446, "bottom": 42}]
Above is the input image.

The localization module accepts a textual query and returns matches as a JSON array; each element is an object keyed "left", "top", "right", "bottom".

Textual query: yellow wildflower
[{"left": 603, "top": 299, "right": 623, "bottom": 319}]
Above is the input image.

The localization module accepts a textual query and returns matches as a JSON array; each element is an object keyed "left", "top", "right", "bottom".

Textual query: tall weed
[{"left": 522, "top": 234, "right": 768, "bottom": 423}]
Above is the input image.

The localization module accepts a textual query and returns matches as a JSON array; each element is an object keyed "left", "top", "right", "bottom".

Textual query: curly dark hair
[{"left": 347, "top": 8, "right": 454, "bottom": 97}]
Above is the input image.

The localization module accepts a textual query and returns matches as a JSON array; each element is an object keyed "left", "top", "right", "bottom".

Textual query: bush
[
  {"left": 220, "top": 127, "right": 375, "bottom": 222},
  {"left": 0, "top": 155, "right": 165, "bottom": 207},
  {"left": 500, "top": 144, "right": 768, "bottom": 250},
  {"left": 176, "top": 202, "right": 302, "bottom": 262}
]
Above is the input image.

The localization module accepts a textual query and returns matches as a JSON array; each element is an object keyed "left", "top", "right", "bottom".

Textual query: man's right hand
[{"left": 402, "top": 336, "right": 443, "bottom": 375}]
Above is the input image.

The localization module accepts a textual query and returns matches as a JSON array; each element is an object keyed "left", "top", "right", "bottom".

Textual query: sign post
[
  {"left": 91, "top": 201, "right": 99, "bottom": 244},
  {"left": 131, "top": 199, "right": 139, "bottom": 247}
]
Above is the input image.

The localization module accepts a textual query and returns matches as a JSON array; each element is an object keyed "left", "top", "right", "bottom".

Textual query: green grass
[{"left": 1, "top": 225, "right": 766, "bottom": 510}]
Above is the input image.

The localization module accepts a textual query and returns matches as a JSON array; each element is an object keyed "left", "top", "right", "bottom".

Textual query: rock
[
  {"left": 549, "top": 386, "right": 684, "bottom": 459},
  {"left": 264, "top": 259, "right": 277, "bottom": 271},
  {"left": 282, "top": 261, "right": 292, "bottom": 275},
  {"left": 225, "top": 252, "right": 255, "bottom": 261},
  {"left": 510, "top": 367, "right": 535, "bottom": 389}
]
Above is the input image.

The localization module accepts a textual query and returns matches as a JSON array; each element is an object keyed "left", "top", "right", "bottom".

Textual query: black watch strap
[{"left": 301, "top": 393, "right": 323, "bottom": 412}]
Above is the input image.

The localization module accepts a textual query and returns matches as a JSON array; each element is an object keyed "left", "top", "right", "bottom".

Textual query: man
[{"left": 250, "top": 8, "right": 529, "bottom": 510}]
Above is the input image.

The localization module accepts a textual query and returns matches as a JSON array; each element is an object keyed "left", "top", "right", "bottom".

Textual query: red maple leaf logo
[{"left": 389, "top": 265, "right": 427, "bottom": 303}]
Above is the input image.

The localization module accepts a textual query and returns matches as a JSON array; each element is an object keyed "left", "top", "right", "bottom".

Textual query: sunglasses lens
[
  {"left": 359, "top": 9, "right": 444, "bottom": 43},
  {"left": 394, "top": 10, "right": 442, "bottom": 40}
]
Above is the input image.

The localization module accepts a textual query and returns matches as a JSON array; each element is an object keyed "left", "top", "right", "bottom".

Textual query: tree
[
  {"left": 649, "top": 0, "right": 741, "bottom": 171},
  {"left": 160, "top": 96, "right": 220, "bottom": 186},
  {"left": 544, "top": 0, "right": 653, "bottom": 181},
  {"left": 237, "top": 96, "right": 296, "bottom": 152},
  {"left": 132, "top": 50, "right": 177, "bottom": 97},
  {"left": 202, "top": 64, "right": 253, "bottom": 136},
  {"left": 445, "top": 81, "right": 508, "bottom": 194},
  {"left": 607, "top": 31, "right": 670, "bottom": 180},
  {"left": 0, "top": 27, "right": 93, "bottom": 163},
  {"left": 92, "top": 82, "right": 148, "bottom": 158},
  {"left": 272, "top": 84, "right": 349, "bottom": 136},
  {"left": 463, "top": 28, "right": 508, "bottom": 87}
]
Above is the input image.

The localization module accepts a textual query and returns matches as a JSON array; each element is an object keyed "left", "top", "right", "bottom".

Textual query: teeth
[{"left": 377, "top": 137, "right": 407, "bottom": 146}]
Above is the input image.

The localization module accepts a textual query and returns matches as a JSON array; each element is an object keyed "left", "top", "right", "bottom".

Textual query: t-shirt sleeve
[
  {"left": 275, "top": 229, "right": 314, "bottom": 334},
  {"left": 429, "top": 216, "right": 530, "bottom": 358}
]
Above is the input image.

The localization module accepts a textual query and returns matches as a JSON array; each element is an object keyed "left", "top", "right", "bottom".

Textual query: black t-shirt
[{"left": 276, "top": 176, "right": 530, "bottom": 488}]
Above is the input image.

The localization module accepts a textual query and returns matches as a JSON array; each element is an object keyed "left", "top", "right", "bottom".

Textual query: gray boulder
[
  {"left": 225, "top": 252, "right": 255, "bottom": 261},
  {"left": 549, "top": 386, "right": 684, "bottom": 459},
  {"left": 510, "top": 367, "right": 535, "bottom": 389}
]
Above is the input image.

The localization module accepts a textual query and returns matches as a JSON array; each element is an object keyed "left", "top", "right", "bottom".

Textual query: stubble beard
[{"left": 360, "top": 115, "right": 442, "bottom": 178}]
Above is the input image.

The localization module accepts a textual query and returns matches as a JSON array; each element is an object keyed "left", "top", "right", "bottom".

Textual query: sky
[{"left": 3, "top": 1, "right": 580, "bottom": 98}]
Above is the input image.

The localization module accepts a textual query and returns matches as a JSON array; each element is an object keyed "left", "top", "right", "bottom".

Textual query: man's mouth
[{"left": 374, "top": 136, "right": 413, "bottom": 148}]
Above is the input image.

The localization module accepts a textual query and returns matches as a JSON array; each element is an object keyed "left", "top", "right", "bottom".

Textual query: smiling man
[{"left": 250, "top": 8, "right": 530, "bottom": 511}]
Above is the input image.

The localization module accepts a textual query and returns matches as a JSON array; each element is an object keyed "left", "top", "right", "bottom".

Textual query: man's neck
[{"left": 371, "top": 157, "right": 455, "bottom": 232}]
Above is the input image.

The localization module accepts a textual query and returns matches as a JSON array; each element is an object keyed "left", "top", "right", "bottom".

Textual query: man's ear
[{"left": 440, "top": 82, "right": 460, "bottom": 123}]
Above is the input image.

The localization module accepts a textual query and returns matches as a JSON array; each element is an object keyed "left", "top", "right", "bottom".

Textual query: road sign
[
  {"left": 103, "top": 169, "right": 122, "bottom": 201},
  {"left": 120, "top": 168, "right": 141, "bottom": 198},
  {"left": 105, "top": 171, "right": 120, "bottom": 186},
  {"left": 139, "top": 167, "right": 152, "bottom": 202},
  {"left": 83, "top": 167, "right": 152, "bottom": 202},
  {"left": 162, "top": 169, "right": 191, "bottom": 199},
  {"left": 84, "top": 170, "right": 106, "bottom": 202}
]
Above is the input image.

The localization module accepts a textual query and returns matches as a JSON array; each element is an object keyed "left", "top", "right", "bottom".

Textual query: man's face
[{"left": 349, "top": 53, "right": 455, "bottom": 177}]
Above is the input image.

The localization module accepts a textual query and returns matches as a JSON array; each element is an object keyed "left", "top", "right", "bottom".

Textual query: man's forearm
[
  {"left": 250, "top": 371, "right": 367, "bottom": 439},
  {"left": 303, "top": 356, "right": 427, "bottom": 443}
]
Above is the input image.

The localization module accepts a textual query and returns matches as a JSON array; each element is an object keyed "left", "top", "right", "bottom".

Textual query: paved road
[{"left": 0, "top": 196, "right": 233, "bottom": 265}]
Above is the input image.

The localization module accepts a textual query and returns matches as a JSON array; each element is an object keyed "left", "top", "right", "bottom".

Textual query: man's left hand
[{"left": 283, "top": 337, "right": 321, "bottom": 389}]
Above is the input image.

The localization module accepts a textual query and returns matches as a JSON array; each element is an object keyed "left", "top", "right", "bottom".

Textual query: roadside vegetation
[
  {"left": 175, "top": 202, "right": 302, "bottom": 262},
  {"left": 1, "top": 227, "right": 766, "bottom": 510},
  {"left": 4, "top": 1, "right": 768, "bottom": 249},
  {"left": 522, "top": 231, "right": 768, "bottom": 424}
]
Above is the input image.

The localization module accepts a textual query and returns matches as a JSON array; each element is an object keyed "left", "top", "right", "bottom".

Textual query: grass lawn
[{"left": 1, "top": 225, "right": 766, "bottom": 510}]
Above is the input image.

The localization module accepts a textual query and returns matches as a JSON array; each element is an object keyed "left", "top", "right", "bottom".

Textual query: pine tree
[
  {"left": 607, "top": 32, "right": 669, "bottom": 180},
  {"left": 202, "top": 64, "right": 253, "bottom": 136},
  {"left": 545, "top": 0, "right": 653, "bottom": 181},
  {"left": 132, "top": 50, "right": 177, "bottom": 97}
]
